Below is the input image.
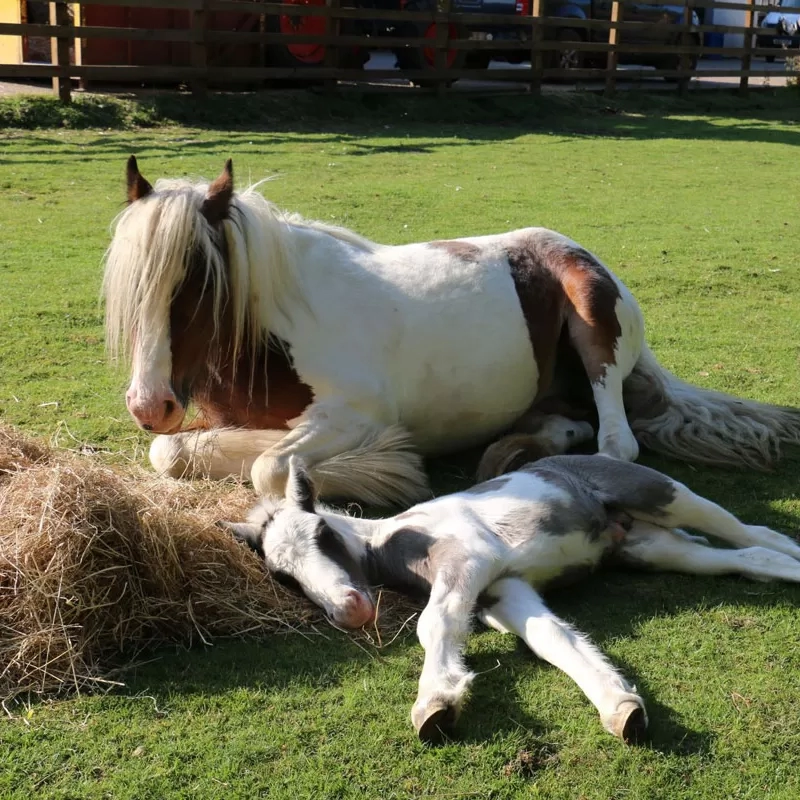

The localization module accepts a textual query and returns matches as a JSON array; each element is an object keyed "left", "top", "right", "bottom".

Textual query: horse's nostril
[
  {"left": 164, "top": 399, "right": 175, "bottom": 416},
  {"left": 142, "top": 423, "right": 153, "bottom": 432}
]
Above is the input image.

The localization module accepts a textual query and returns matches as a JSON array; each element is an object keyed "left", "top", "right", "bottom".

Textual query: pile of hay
[{"left": 0, "top": 423, "right": 327, "bottom": 702}]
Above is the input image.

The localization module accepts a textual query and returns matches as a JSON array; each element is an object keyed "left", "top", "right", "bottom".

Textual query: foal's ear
[
  {"left": 201, "top": 158, "right": 234, "bottom": 226},
  {"left": 126, "top": 155, "right": 153, "bottom": 203},
  {"left": 217, "top": 519, "right": 264, "bottom": 558},
  {"left": 286, "top": 457, "right": 316, "bottom": 513}
]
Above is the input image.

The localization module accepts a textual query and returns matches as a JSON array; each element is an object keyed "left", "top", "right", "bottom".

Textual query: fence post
[
  {"left": 604, "top": 0, "right": 621, "bottom": 96},
  {"left": 49, "top": 1, "right": 71, "bottom": 102},
  {"left": 324, "top": 0, "right": 341, "bottom": 94},
  {"left": 190, "top": 0, "right": 208, "bottom": 96},
  {"left": 434, "top": 0, "right": 452, "bottom": 96},
  {"left": 740, "top": 0, "right": 755, "bottom": 94},
  {"left": 529, "top": 0, "right": 543, "bottom": 93},
  {"left": 677, "top": 0, "right": 691, "bottom": 95}
]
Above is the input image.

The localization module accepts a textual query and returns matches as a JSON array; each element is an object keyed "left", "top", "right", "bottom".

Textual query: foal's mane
[{"left": 103, "top": 176, "right": 377, "bottom": 366}]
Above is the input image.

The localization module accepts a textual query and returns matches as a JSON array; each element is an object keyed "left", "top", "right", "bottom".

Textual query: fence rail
[{"left": 0, "top": 0, "right": 797, "bottom": 100}]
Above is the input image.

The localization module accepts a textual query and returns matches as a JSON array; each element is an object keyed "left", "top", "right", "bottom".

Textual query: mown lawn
[{"left": 1, "top": 91, "right": 799, "bottom": 799}]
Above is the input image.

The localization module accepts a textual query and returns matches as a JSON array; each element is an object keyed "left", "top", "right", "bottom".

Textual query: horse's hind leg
[
  {"left": 477, "top": 412, "right": 595, "bottom": 481},
  {"left": 648, "top": 482, "right": 800, "bottom": 562},
  {"left": 616, "top": 522, "right": 800, "bottom": 583},
  {"left": 560, "top": 457, "right": 800, "bottom": 562},
  {"left": 564, "top": 267, "right": 644, "bottom": 462},
  {"left": 478, "top": 576, "right": 647, "bottom": 743}
]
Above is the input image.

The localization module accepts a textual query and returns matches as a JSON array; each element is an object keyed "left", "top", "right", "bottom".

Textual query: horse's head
[
  {"left": 104, "top": 156, "right": 238, "bottom": 434},
  {"left": 221, "top": 459, "right": 376, "bottom": 629}
]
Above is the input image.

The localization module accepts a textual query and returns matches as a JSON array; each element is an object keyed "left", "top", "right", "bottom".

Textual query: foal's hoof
[
  {"left": 412, "top": 700, "right": 458, "bottom": 744},
  {"left": 606, "top": 700, "right": 648, "bottom": 745}
]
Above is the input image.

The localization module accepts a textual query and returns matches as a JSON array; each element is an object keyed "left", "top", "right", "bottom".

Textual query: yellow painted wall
[{"left": 0, "top": 0, "right": 23, "bottom": 65}]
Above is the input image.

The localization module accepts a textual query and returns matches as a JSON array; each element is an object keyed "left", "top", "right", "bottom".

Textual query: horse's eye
[{"left": 271, "top": 570, "right": 303, "bottom": 595}]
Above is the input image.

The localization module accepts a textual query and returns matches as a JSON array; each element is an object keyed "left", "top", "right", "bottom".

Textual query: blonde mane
[{"left": 103, "top": 177, "right": 377, "bottom": 367}]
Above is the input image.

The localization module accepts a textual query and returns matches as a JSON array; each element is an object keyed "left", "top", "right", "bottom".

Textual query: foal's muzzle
[{"left": 332, "top": 589, "right": 376, "bottom": 629}]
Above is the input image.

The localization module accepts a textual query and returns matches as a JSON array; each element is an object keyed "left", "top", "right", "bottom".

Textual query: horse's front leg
[
  {"left": 250, "top": 400, "right": 428, "bottom": 507},
  {"left": 149, "top": 427, "right": 286, "bottom": 482}
]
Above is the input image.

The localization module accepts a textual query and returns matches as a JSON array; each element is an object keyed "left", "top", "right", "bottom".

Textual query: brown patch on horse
[
  {"left": 169, "top": 241, "right": 312, "bottom": 432},
  {"left": 126, "top": 155, "right": 153, "bottom": 204},
  {"left": 193, "top": 342, "right": 313, "bottom": 430},
  {"left": 429, "top": 240, "right": 482, "bottom": 262},
  {"left": 507, "top": 238, "right": 621, "bottom": 393},
  {"left": 506, "top": 245, "right": 568, "bottom": 397},
  {"left": 559, "top": 248, "right": 621, "bottom": 383},
  {"left": 200, "top": 159, "right": 234, "bottom": 226}
]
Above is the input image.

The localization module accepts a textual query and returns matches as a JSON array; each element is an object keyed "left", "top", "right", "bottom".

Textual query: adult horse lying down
[
  {"left": 105, "top": 157, "right": 800, "bottom": 506},
  {"left": 222, "top": 455, "right": 800, "bottom": 744}
]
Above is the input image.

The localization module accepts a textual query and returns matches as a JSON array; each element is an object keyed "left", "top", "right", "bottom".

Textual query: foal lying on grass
[{"left": 223, "top": 455, "right": 800, "bottom": 744}]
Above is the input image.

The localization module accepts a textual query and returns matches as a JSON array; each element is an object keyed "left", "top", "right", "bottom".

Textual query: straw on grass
[{"left": 0, "top": 423, "right": 416, "bottom": 703}]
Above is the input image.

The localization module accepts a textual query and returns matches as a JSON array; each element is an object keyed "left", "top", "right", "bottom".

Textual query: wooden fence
[{"left": 0, "top": 0, "right": 798, "bottom": 100}]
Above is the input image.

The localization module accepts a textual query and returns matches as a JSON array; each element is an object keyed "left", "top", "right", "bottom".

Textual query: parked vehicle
[
  {"left": 268, "top": 0, "right": 700, "bottom": 78},
  {"left": 756, "top": 0, "right": 800, "bottom": 62},
  {"left": 540, "top": 0, "right": 701, "bottom": 73},
  {"left": 394, "top": 0, "right": 526, "bottom": 73}
]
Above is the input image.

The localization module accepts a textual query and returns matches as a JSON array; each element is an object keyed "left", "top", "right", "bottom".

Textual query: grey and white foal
[{"left": 223, "top": 455, "right": 800, "bottom": 744}]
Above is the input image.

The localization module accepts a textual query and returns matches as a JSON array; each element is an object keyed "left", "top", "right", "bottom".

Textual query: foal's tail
[{"left": 623, "top": 345, "right": 800, "bottom": 470}]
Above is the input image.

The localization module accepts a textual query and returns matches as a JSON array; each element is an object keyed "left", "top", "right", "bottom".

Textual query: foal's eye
[{"left": 271, "top": 570, "right": 303, "bottom": 595}]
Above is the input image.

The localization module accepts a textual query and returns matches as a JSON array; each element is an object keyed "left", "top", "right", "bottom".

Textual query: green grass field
[{"left": 1, "top": 90, "right": 799, "bottom": 799}]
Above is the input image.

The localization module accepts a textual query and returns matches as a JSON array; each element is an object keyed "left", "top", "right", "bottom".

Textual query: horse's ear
[
  {"left": 286, "top": 456, "right": 316, "bottom": 513},
  {"left": 126, "top": 155, "right": 153, "bottom": 203},
  {"left": 201, "top": 159, "right": 234, "bottom": 226},
  {"left": 217, "top": 520, "right": 264, "bottom": 558}
]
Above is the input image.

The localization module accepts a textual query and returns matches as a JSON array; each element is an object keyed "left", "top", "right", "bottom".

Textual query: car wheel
[{"left": 548, "top": 28, "right": 585, "bottom": 73}]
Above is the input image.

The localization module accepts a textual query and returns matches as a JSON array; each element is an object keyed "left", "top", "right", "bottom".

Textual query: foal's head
[
  {"left": 223, "top": 459, "right": 376, "bottom": 629},
  {"left": 104, "top": 156, "right": 240, "bottom": 434}
]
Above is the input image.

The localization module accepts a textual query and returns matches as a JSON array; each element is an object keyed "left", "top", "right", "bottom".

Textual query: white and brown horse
[{"left": 104, "top": 157, "right": 800, "bottom": 506}]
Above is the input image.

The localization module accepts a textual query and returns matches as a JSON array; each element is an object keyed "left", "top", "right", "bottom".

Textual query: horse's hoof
[
  {"left": 412, "top": 700, "right": 458, "bottom": 744},
  {"left": 607, "top": 700, "right": 648, "bottom": 745}
]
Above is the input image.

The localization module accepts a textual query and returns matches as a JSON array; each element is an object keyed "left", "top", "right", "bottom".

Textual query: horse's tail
[{"left": 624, "top": 345, "right": 800, "bottom": 470}]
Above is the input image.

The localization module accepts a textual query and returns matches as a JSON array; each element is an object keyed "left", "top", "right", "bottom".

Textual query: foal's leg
[
  {"left": 250, "top": 401, "right": 428, "bottom": 507},
  {"left": 412, "top": 565, "right": 496, "bottom": 742},
  {"left": 566, "top": 276, "right": 644, "bottom": 462},
  {"left": 617, "top": 522, "right": 800, "bottom": 583},
  {"left": 478, "top": 576, "right": 647, "bottom": 743},
  {"left": 551, "top": 457, "right": 800, "bottom": 562},
  {"left": 640, "top": 481, "right": 800, "bottom": 562}
]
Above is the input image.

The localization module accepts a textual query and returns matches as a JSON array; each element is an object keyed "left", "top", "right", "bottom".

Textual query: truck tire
[
  {"left": 395, "top": 20, "right": 467, "bottom": 86},
  {"left": 267, "top": 0, "right": 366, "bottom": 72}
]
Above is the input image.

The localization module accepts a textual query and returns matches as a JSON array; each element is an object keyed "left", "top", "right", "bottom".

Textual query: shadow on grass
[{"left": 1, "top": 87, "right": 799, "bottom": 162}]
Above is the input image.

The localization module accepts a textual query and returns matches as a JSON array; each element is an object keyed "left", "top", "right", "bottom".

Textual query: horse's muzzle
[{"left": 126, "top": 385, "right": 186, "bottom": 434}]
